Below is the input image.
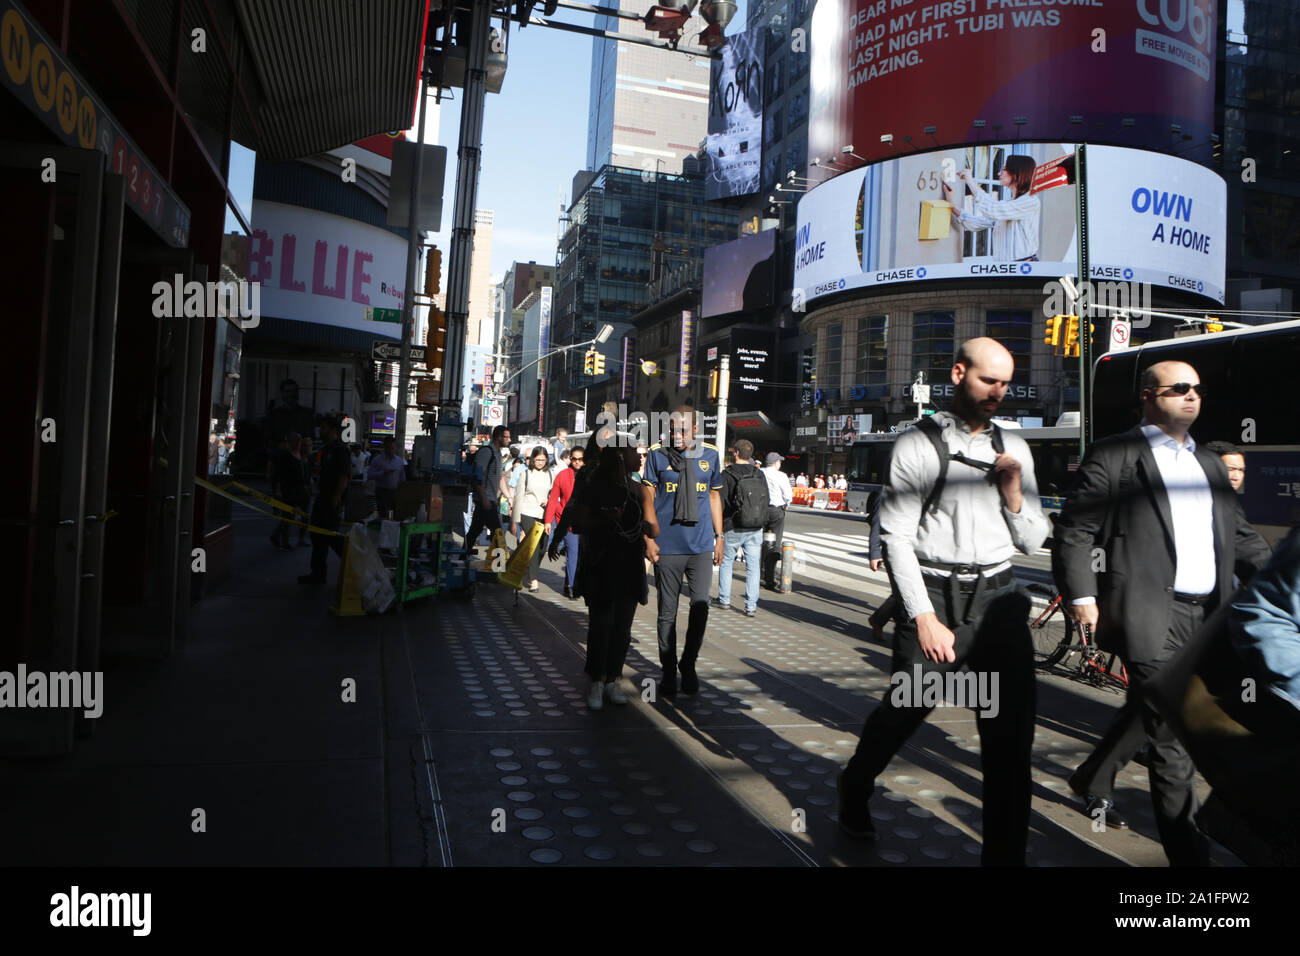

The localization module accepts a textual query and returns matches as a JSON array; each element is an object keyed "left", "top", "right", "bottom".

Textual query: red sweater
[{"left": 544, "top": 466, "right": 577, "bottom": 526}]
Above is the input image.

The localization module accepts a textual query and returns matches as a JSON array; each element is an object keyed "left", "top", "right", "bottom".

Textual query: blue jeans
[
  {"left": 718, "top": 528, "right": 762, "bottom": 612},
  {"left": 563, "top": 530, "right": 580, "bottom": 588}
]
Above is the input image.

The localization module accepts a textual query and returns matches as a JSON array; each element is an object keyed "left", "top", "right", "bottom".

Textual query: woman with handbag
[
  {"left": 572, "top": 443, "right": 659, "bottom": 710},
  {"left": 510, "top": 446, "right": 554, "bottom": 592}
]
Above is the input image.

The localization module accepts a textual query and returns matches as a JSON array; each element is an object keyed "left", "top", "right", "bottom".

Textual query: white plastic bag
[
  {"left": 379, "top": 519, "right": 401, "bottom": 551},
  {"left": 344, "top": 525, "right": 395, "bottom": 614}
]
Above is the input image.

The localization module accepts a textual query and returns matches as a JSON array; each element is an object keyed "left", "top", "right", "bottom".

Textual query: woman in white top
[
  {"left": 511, "top": 445, "right": 555, "bottom": 592},
  {"left": 943, "top": 154, "right": 1040, "bottom": 262}
]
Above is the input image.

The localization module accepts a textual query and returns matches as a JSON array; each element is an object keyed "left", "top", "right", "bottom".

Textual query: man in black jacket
[{"left": 1052, "top": 360, "right": 1271, "bottom": 865}]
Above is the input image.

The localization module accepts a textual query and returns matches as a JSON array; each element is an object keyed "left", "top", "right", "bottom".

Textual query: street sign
[
  {"left": 371, "top": 340, "right": 425, "bottom": 363},
  {"left": 1109, "top": 318, "right": 1131, "bottom": 351},
  {"left": 481, "top": 400, "right": 504, "bottom": 427},
  {"left": 910, "top": 383, "right": 930, "bottom": 404},
  {"left": 365, "top": 306, "right": 402, "bottom": 324}
]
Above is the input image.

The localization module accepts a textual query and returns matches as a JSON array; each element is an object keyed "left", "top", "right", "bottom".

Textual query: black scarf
[{"left": 660, "top": 444, "right": 699, "bottom": 525}]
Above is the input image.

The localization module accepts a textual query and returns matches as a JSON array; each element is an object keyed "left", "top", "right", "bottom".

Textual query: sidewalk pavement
[{"left": 0, "top": 509, "right": 1231, "bottom": 867}]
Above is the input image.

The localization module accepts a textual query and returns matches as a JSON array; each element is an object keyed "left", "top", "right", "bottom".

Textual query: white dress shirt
[
  {"left": 762, "top": 465, "right": 794, "bottom": 508},
  {"left": 1071, "top": 423, "right": 1217, "bottom": 606},
  {"left": 880, "top": 412, "right": 1050, "bottom": 620},
  {"left": 1143, "top": 423, "right": 1217, "bottom": 594},
  {"left": 956, "top": 189, "right": 1041, "bottom": 261}
]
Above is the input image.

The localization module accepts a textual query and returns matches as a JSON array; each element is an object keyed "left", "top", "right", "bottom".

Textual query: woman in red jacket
[{"left": 543, "top": 445, "right": 585, "bottom": 598}]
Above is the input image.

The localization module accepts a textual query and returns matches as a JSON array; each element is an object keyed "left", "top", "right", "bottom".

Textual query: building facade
[{"left": 586, "top": 0, "right": 711, "bottom": 175}]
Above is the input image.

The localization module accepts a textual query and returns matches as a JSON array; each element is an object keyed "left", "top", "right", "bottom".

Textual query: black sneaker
[
  {"left": 836, "top": 773, "right": 876, "bottom": 839},
  {"left": 744, "top": 607, "right": 757, "bottom": 618},
  {"left": 710, "top": 597, "right": 729, "bottom": 610},
  {"left": 658, "top": 675, "right": 677, "bottom": 698},
  {"left": 679, "top": 663, "right": 699, "bottom": 695}
]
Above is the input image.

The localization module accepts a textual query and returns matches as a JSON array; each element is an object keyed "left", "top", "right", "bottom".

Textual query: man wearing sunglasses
[{"left": 1053, "top": 360, "right": 1270, "bottom": 866}]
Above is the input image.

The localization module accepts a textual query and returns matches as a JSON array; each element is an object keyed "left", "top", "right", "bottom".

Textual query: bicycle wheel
[{"left": 1029, "top": 600, "right": 1073, "bottom": 668}]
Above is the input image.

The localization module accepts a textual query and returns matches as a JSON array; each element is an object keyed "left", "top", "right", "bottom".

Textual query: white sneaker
[
  {"left": 604, "top": 679, "right": 628, "bottom": 705},
  {"left": 586, "top": 679, "right": 605, "bottom": 710}
]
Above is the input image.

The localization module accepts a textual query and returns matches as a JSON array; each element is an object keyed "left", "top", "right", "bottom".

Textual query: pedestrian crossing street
[{"left": 780, "top": 530, "right": 1051, "bottom": 590}]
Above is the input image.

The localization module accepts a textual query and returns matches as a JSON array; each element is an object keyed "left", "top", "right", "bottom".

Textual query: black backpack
[
  {"left": 726, "top": 463, "right": 770, "bottom": 529},
  {"left": 913, "top": 415, "right": 1005, "bottom": 520}
]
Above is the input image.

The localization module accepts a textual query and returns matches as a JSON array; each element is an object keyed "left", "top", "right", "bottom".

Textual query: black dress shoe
[
  {"left": 679, "top": 663, "right": 699, "bottom": 695},
  {"left": 658, "top": 674, "right": 677, "bottom": 698},
  {"left": 1083, "top": 796, "right": 1129, "bottom": 829},
  {"left": 836, "top": 774, "right": 876, "bottom": 839},
  {"left": 563, "top": 585, "right": 575, "bottom": 599}
]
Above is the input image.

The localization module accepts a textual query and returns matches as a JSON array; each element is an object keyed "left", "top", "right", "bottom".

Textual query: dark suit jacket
[{"left": 1051, "top": 425, "right": 1271, "bottom": 664}]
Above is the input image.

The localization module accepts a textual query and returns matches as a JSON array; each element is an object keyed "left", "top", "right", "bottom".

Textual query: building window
[
  {"left": 984, "top": 309, "right": 1031, "bottom": 384},
  {"left": 957, "top": 145, "right": 1007, "bottom": 258},
  {"left": 912, "top": 310, "right": 954, "bottom": 384},
  {"left": 855, "top": 314, "right": 888, "bottom": 385},
  {"left": 823, "top": 321, "right": 842, "bottom": 389}
]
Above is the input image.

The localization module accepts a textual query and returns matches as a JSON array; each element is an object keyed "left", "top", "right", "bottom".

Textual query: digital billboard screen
[
  {"left": 793, "top": 143, "right": 1225, "bottom": 304},
  {"left": 702, "top": 229, "right": 776, "bottom": 318},
  {"left": 703, "top": 25, "right": 763, "bottom": 200},
  {"left": 807, "top": 0, "right": 1217, "bottom": 173}
]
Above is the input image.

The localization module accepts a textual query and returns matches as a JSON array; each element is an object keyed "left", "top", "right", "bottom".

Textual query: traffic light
[
  {"left": 708, "top": 369, "right": 720, "bottom": 400},
  {"left": 426, "top": 307, "right": 446, "bottom": 364},
  {"left": 1206, "top": 318, "right": 1224, "bottom": 333},
  {"left": 423, "top": 246, "right": 442, "bottom": 297},
  {"left": 1045, "top": 315, "right": 1064, "bottom": 351},
  {"left": 592, "top": 351, "right": 605, "bottom": 376},
  {"left": 583, "top": 349, "right": 596, "bottom": 375},
  {"left": 1062, "top": 316, "right": 1095, "bottom": 357}
]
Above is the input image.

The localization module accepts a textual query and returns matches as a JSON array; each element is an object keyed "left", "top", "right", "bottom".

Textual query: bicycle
[{"left": 1025, "top": 583, "right": 1128, "bottom": 691}]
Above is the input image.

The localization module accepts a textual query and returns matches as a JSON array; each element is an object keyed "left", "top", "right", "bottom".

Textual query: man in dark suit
[{"left": 1052, "top": 360, "right": 1271, "bottom": 865}]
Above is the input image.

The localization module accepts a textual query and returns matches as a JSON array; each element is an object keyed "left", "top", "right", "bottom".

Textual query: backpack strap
[
  {"left": 915, "top": 416, "right": 950, "bottom": 519},
  {"left": 913, "top": 417, "right": 1004, "bottom": 520}
]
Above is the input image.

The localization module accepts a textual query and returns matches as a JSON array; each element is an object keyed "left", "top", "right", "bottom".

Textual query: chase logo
[
  {"left": 1197, "top": 280, "right": 1203, "bottom": 292},
  {"left": 1123, "top": 268, "right": 1134, "bottom": 279},
  {"left": 1019, "top": 262, "right": 1032, "bottom": 274},
  {"left": 838, "top": 278, "right": 846, "bottom": 289},
  {"left": 916, "top": 267, "right": 927, "bottom": 278}
]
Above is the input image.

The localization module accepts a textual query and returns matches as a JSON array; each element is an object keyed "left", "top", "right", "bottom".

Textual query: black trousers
[
  {"left": 841, "top": 577, "right": 1036, "bottom": 866},
  {"left": 274, "top": 486, "right": 307, "bottom": 547},
  {"left": 375, "top": 486, "right": 397, "bottom": 520},
  {"left": 761, "top": 505, "right": 786, "bottom": 588},
  {"left": 464, "top": 496, "right": 501, "bottom": 550},
  {"left": 308, "top": 496, "right": 345, "bottom": 580},
  {"left": 585, "top": 591, "right": 639, "bottom": 680},
  {"left": 869, "top": 593, "right": 901, "bottom": 633},
  {"left": 653, "top": 550, "right": 713, "bottom": 672},
  {"left": 519, "top": 514, "right": 549, "bottom": 581},
  {"left": 1070, "top": 698, "right": 1147, "bottom": 800},
  {"left": 1125, "top": 602, "right": 1211, "bottom": 866}
]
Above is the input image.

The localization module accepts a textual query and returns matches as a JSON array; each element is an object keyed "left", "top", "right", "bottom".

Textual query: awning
[
  {"left": 233, "top": 0, "right": 428, "bottom": 160},
  {"left": 242, "top": 316, "right": 399, "bottom": 352}
]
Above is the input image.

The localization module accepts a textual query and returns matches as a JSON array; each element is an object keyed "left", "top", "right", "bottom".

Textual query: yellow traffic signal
[
  {"left": 592, "top": 351, "right": 605, "bottom": 376},
  {"left": 583, "top": 350, "right": 596, "bottom": 375},
  {"left": 708, "top": 369, "right": 720, "bottom": 399},
  {"left": 426, "top": 307, "right": 446, "bottom": 366},
  {"left": 1045, "top": 315, "right": 1064, "bottom": 351},
  {"left": 423, "top": 246, "right": 442, "bottom": 297},
  {"left": 1062, "top": 316, "right": 1095, "bottom": 357},
  {"left": 1206, "top": 318, "right": 1224, "bottom": 333}
]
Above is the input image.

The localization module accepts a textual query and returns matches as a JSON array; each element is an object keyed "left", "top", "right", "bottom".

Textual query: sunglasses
[
  {"left": 571, "top": 457, "right": 584, "bottom": 463},
  {"left": 1151, "top": 382, "right": 1206, "bottom": 397}
]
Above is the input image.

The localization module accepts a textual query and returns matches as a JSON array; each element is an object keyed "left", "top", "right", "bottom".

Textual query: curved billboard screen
[
  {"left": 808, "top": 0, "right": 1216, "bottom": 171},
  {"left": 793, "top": 143, "right": 1224, "bottom": 304}
]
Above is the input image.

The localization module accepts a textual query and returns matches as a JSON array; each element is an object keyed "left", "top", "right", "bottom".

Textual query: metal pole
[
  {"left": 442, "top": 0, "right": 492, "bottom": 419},
  {"left": 395, "top": 71, "right": 429, "bottom": 449},
  {"left": 1075, "top": 143, "right": 1091, "bottom": 456},
  {"left": 716, "top": 352, "right": 730, "bottom": 458}
]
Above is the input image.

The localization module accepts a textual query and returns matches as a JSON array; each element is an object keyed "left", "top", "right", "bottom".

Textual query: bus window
[{"left": 1232, "top": 330, "right": 1300, "bottom": 445}]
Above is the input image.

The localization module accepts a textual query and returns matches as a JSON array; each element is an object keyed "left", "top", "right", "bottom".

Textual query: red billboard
[{"left": 808, "top": 0, "right": 1217, "bottom": 176}]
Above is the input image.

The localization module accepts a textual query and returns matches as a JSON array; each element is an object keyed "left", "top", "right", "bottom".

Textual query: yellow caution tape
[
  {"left": 193, "top": 476, "right": 344, "bottom": 536},
  {"left": 226, "top": 479, "right": 309, "bottom": 520}
]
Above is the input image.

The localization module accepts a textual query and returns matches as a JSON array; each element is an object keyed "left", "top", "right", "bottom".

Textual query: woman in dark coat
[{"left": 570, "top": 442, "right": 658, "bottom": 710}]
